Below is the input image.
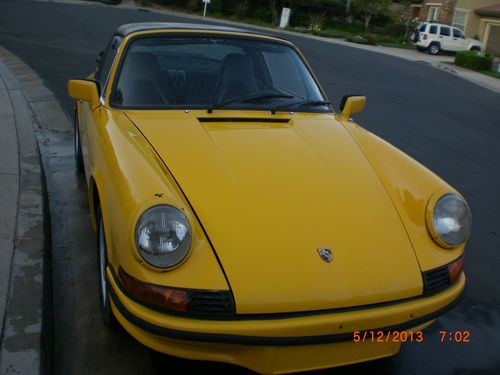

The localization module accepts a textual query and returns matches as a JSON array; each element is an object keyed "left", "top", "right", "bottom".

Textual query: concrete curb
[{"left": 0, "top": 46, "right": 52, "bottom": 375}]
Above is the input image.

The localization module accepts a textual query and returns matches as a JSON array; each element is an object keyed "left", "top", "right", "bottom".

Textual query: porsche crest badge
[{"left": 317, "top": 248, "right": 333, "bottom": 263}]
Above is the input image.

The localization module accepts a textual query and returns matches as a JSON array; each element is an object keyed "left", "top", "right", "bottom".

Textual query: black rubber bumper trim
[{"left": 108, "top": 280, "right": 464, "bottom": 346}]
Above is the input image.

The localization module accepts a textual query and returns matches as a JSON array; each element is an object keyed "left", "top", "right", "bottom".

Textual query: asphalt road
[{"left": 0, "top": 1, "right": 499, "bottom": 374}]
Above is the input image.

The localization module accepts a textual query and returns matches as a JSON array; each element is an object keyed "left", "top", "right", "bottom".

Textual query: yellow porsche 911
[{"left": 68, "top": 23, "right": 471, "bottom": 374}]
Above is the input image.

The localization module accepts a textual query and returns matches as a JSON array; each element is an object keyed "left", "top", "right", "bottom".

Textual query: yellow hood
[{"left": 126, "top": 110, "right": 423, "bottom": 314}]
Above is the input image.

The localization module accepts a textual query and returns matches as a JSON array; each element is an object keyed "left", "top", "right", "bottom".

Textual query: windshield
[{"left": 112, "top": 35, "right": 328, "bottom": 112}]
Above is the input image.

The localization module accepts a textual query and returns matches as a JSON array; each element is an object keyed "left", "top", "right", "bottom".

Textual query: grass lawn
[
  {"left": 439, "top": 61, "right": 500, "bottom": 80},
  {"left": 481, "top": 70, "right": 500, "bottom": 79}
]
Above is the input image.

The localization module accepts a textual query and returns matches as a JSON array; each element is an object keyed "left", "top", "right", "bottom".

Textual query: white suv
[{"left": 411, "top": 22, "right": 481, "bottom": 55}]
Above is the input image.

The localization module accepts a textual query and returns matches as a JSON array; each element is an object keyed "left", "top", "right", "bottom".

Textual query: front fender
[
  {"left": 343, "top": 122, "right": 466, "bottom": 271},
  {"left": 90, "top": 108, "right": 229, "bottom": 290}
]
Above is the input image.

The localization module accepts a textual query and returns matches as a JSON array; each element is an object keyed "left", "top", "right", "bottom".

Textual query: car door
[
  {"left": 438, "top": 26, "right": 452, "bottom": 50},
  {"left": 451, "top": 28, "right": 467, "bottom": 51},
  {"left": 428, "top": 24, "right": 438, "bottom": 44},
  {"left": 79, "top": 36, "right": 122, "bottom": 184}
]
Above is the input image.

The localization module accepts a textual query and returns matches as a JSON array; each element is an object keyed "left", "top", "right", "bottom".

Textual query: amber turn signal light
[
  {"left": 447, "top": 256, "right": 464, "bottom": 285},
  {"left": 118, "top": 267, "right": 190, "bottom": 313}
]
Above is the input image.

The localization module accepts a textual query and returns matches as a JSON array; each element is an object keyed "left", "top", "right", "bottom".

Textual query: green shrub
[
  {"left": 370, "top": 34, "right": 402, "bottom": 44},
  {"left": 345, "top": 34, "right": 377, "bottom": 46},
  {"left": 186, "top": 0, "right": 199, "bottom": 11},
  {"left": 88, "top": 0, "right": 121, "bottom": 4},
  {"left": 291, "top": 26, "right": 309, "bottom": 33},
  {"left": 253, "top": 7, "right": 273, "bottom": 23},
  {"left": 307, "top": 12, "right": 327, "bottom": 35},
  {"left": 364, "top": 34, "right": 378, "bottom": 46},
  {"left": 289, "top": 10, "right": 309, "bottom": 27},
  {"left": 327, "top": 17, "right": 363, "bottom": 33},
  {"left": 345, "top": 35, "right": 369, "bottom": 45},
  {"left": 233, "top": 0, "right": 249, "bottom": 18},
  {"left": 455, "top": 51, "right": 493, "bottom": 71},
  {"left": 317, "top": 30, "right": 349, "bottom": 39}
]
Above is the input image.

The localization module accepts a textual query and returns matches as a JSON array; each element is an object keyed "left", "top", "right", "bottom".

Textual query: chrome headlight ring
[
  {"left": 427, "top": 192, "right": 471, "bottom": 248},
  {"left": 135, "top": 205, "right": 192, "bottom": 269}
]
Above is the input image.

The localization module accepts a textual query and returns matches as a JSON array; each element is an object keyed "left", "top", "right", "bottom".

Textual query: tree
[
  {"left": 398, "top": 0, "right": 417, "bottom": 39},
  {"left": 353, "top": 0, "right": 392, "bottom": 31},
  {"left": 346, "top": 0, "right": 352, "bottom": 24},
  {"left": 269, "top": 0, "right": 280, "bottom": 25}
]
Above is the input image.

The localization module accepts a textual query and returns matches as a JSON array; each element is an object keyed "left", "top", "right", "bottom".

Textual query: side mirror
[
  {"left": 67, "top": 80, "right": 100, "bottom": 110},
  {"left": 339, "top": 95, "right": 366, "bottom": 121}
]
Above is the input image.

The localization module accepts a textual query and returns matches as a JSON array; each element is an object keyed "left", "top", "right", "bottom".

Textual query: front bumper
[{"left": 107, "top": 268, "right": 465, "bottom": 373}]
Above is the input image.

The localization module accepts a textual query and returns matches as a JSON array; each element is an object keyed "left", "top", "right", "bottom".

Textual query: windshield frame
[{"left": 108, "top": 32, "right": 331, "bottom": 113}]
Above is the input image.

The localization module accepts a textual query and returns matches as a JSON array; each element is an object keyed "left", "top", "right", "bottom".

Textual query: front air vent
[
  {"left": 189, "top": 290, "right": 235, "bottom": 318},
  {"left": 423, "top": 266, "right": 450, "bottom": 295},
  {"left": 198, "top": 117, "right": 290, "bottom": 123}
]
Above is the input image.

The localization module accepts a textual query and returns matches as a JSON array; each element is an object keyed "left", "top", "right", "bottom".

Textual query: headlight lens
[
  {"left": 432, "top": 194, "right": 471, "bottom": 247},
  {"left": 135, "top": 205, "right": 191, "bottom": 268}
]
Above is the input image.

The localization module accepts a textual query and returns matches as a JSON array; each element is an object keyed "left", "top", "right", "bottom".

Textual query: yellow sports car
[{"left": 68, "top": 23, "right": 471, "bottom": 374}]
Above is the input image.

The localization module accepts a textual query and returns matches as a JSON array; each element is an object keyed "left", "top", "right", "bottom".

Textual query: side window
[
  {"left": 419, "top": 24, "right": 427, "bottom": 32},
  {"left": 429, "top": 25, "right": 438, "bottom": 34},
  {"left": 96, "top": 36, "right": 122, "bottom": 93},
  {"left": 262, "top": 50, "right": 307, "bottom": 97},
  {"left": 452, "top": 10, "right": 468, "bottom": 32},
  {"left": 428, "top": 7, "right": 440, "bottom": 22},
  {"left": 453, "top": 28, "right": 463, "bottom": 38},
  {"left": 440, "top": 27, "right": 451, "bottom": 37}
]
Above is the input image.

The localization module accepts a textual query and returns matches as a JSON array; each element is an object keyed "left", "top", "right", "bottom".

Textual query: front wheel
[
  {"left": 428, "top": 43, "right": 440, "bottom": 55},
  {"left": 97, "top": 207, "right": 118, "bottom": 328},
  {"left": 470, "top": 46, "right": 480, "bottom": 52}
]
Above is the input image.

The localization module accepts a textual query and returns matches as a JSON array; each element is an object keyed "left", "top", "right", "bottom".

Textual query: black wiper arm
[
  {"left": 242, "top": 94, "right": 294, "bottom": 103},
  {"left": 272, "top": 100, "right": 331, "bottom": 114},
  {"left": 298, "top": 100, "right": 331, "bottom": 108},
  {"left": 207, "top": 93, "right": 294, "bottom": 113}
]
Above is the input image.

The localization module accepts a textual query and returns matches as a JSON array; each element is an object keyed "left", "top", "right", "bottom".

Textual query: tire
[
  {"left": 97, "top": 207, "right": 119, "bottom": 328},
  {"left": 74, "top": 106, "right": 84, "bottom": 174},
  {"left": 470, "top": 46, "right": 480, "bottom": 52},
  {"left": 428, "top": 43, "right": 440, "bottom": 55}
]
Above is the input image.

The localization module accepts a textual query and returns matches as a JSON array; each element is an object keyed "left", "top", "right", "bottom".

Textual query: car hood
[{"left": 126, "top": 111, "right": 423, "bottom": 314}]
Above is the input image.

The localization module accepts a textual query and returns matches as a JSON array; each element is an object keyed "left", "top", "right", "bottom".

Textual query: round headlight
[
  {"left": 135, "top": 205, "right": 191, "bottom": 268},
  {"left": 431, "top": 194, "right": 471, "bottom": 247}
]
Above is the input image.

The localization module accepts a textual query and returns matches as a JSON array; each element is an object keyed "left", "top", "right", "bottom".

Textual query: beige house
[{"left": 411, "top": 1, "right": 500, "bottom": 55}]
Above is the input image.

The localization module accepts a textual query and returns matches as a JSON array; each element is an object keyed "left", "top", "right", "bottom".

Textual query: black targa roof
[{"left": 115, "top": 22, "right": 278, "bottom": 39}]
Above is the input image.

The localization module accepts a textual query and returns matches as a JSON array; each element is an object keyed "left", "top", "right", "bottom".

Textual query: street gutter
[{"left": 0, "top": 46, "right": 53, "bottom": 375}]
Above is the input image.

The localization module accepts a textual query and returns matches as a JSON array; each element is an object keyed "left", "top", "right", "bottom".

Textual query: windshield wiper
[
  {"left": 207, "top": 93, "right": 294, "bottom": 113},
  {"left": 272, "top": 99, "right": 331, "bottom": 114}
]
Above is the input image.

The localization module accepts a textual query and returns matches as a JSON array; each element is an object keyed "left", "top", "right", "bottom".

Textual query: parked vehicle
[
  {"left": 411, "top": 22, "right": 481, "bottom": 55},
  {"left": 68, "top": 22, "right": 470, "bottom": 374}
]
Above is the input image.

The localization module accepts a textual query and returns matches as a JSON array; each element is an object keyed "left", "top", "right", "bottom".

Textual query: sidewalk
[
  {"left": 99, "top": 0, "right": 500, "bottom": 94},
  {"left": 0, "top": 47, "right": 50, "bottom": 374}
]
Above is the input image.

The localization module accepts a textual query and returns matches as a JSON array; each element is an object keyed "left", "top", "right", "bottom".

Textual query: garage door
[{"left": 486, "top": 25, "right": 500, "bottom": 56}]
